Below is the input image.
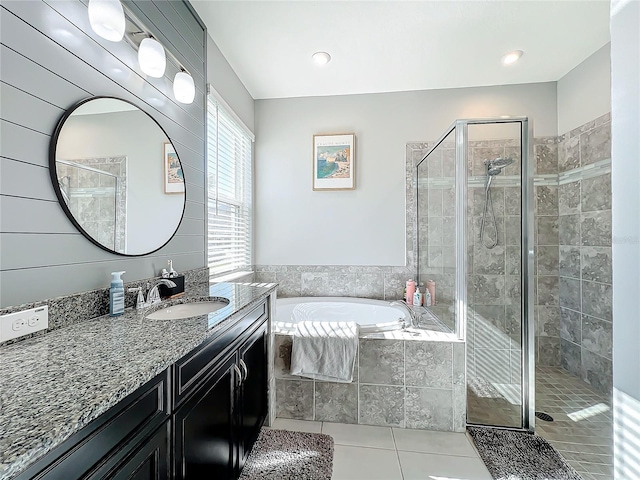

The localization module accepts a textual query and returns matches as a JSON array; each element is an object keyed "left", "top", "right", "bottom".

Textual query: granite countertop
[{"left": 0, "top": 282, "right": 277, "bottom": 480}]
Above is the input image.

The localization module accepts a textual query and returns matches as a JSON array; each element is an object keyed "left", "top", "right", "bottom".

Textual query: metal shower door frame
[{"left": 417, "top": 116, "right": 535, "bottom": 433}]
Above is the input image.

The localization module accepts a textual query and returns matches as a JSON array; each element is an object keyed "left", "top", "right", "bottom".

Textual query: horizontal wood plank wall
[{"left": 0, "top": 0, "right": 207, "bottom": 307}]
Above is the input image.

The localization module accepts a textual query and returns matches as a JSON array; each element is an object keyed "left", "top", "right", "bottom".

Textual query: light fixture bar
[{"left": 119, "top": 4, "right": 194, "bottom": 79}]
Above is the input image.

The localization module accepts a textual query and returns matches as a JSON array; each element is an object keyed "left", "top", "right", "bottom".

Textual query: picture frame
[
  {"left": 163, "top": 142, "right": 185, "bottom": 194},
  {"left": 312, "top": 133, "right": 356, "bottom": 190}
]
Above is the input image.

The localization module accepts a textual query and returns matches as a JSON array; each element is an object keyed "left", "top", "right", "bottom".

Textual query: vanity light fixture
[
  {"left": 88, "top": 1, "right": 195, "bottom": 103},
  {"left": 88, "top": 0, "right": 125, "bottom": 42},
  {"left": 173, "top": 70, "right": 196, "bottom": 104},
  {"left": 502, "top": 50, "right": 524, "bottom": 66},
  {"left": 312, "top": 51, "right": 332, "bottom": 65},
  {"left": 138, "top": 37, "right": 166, "bottom": 78}
]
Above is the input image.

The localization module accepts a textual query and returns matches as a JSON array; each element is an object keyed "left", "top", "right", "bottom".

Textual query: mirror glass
[{"left": 51, "top": 97, "right": 185, "bottom": 255}]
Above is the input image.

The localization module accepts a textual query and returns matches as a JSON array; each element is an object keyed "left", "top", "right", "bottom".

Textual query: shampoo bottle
[
  {"left": 110, "top": 271, "right": 126, "bottom": 317},
  {"left": 406, "top": 280, "right": 416, "bottom": 303}
]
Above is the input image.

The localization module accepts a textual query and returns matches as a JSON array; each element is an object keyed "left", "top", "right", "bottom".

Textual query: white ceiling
[{"left": 191, "top": 1, "right": 610, "bottom": 100}]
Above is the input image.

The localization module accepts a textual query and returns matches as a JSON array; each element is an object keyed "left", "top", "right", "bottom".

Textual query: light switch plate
[{"left": 0, "top": 306, "right": 48, "bottom": 343}]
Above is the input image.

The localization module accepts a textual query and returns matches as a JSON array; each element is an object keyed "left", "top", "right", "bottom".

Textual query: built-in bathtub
[
  {"left": 275, "top": 297, "right": 407, "bottom": 335},
  {"left": 269, "top": 296, "right": 466, "bottom": 432}
]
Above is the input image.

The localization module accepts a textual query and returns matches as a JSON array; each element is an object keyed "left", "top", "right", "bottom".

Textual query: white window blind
[{"left": 207, "top": 94, "right": 252, "bottom": 276}]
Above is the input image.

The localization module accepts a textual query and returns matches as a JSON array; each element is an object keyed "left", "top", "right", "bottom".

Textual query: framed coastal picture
[
  {"left": 163, "top": 142, "right": 184, "bottom": 194},
  {"left": 313, "top": 133, "right": 355, "bottom": 190}
]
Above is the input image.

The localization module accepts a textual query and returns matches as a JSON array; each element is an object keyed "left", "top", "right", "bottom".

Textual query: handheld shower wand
[{"left": 480, "top": 157, "right": 513, "bottom": 249}]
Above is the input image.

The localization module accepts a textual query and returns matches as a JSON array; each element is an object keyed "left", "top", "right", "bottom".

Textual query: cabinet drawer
[
  {"left": 173, "top": 301, "right": 266, "bottom": 406},
  {"left": 17, "top": 370, "right": 170, "bottom": 480}
]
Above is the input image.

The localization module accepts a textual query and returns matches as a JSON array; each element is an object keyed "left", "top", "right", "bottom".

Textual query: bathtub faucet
[{"left": 390, "top": 300, "right": 419, "bottom": 329}]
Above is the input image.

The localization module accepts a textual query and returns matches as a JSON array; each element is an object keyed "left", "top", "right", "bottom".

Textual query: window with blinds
[{"left": 207, "top": 94, "right": 253, "bottom": 277}]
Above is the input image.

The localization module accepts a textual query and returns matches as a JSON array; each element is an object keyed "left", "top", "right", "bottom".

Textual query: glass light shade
[
  {"left": 88, "top": 0, "right": 125, "bottom": 42},
  {"left": 138, "top": 38, "right": 166, "bottom": 78},
  {"left": 173, "top": 71, "right": 196, "bottom": 104}
]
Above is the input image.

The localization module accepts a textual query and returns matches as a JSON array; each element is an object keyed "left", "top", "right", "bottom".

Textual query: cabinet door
[
  {"left": 238, "top": 322, "right": 268, "bottom": 469},
  {"left": 173, "top": 351, "right": 239, "bottom": 480},
  {"left": 107, "top": 422, "right": 171, "bottom": 480},
  {"left": 16, "top": 370, "right": 170, "bottom": 480}
]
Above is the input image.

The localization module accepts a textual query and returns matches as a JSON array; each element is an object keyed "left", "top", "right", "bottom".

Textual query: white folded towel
[{"left": 290, "top": 321, "right": 359, "bottom": 383}]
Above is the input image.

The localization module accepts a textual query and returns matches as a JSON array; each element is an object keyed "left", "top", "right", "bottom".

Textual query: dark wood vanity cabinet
[
  {"left": 173, "top": 306, "right": 268, "bottom": 480},
  {"left": 238, "top": 323, "right": 269, "bottom": 471},
  {"left": 173, "top": 351, "right": 238, "bottom": 479},
  {"left": 17, "top": 300, "right": 269, "bottom": 480}
]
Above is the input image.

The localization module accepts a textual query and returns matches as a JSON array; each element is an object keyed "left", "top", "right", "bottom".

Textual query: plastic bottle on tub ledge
[
  {"left": 424, "top": 288, "right": 432, "bottom": 307},
  {"left": 405, "top": 280, "right": 416, "bottom": 303},
  {"left": 426, "top": 280, "right": 436, "bottom": 305},
  {"left": 412, "top": 286, "right": 422, "bottom": 306}
]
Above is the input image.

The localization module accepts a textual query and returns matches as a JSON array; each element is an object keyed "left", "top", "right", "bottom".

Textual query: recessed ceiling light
[
  {"left": 312, "top": 52, "right": 331, "bottom": 65},
  {"left": 502, "top": 50, "right": 524, "bottom": 66}
]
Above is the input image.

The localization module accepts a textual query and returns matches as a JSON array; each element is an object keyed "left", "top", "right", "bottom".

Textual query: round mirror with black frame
[{"left": 49, "top": 96, "right": 186, "bottom": 256}]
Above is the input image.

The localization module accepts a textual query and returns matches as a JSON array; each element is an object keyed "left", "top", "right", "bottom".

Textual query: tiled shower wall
[
  {"left": 56, "top": 156, "right": 127, "bottom": 252},
  {"left": 465, "top": 137, "right": 562, "bottom": 389},
  {"left": 558, "top": 113, "right": 612, "bottom": 394}
]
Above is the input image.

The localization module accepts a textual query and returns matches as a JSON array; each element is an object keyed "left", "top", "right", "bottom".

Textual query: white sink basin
[{"left": 146, "top": 301, "right": 229, "bottom": 320}]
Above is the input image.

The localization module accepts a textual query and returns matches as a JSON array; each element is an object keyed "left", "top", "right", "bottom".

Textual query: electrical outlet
[{"left": 0, "top": 306, "right": 48, "bottom": 343}]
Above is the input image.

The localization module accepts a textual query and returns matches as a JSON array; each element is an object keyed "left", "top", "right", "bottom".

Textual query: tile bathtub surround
[
  {"left": 0, "top": 267, "right": 211, "bottom": 347},
  {"left": 557, "top": 114, "right": 612, "bottom": 395},
  {"left": 273, "top": 334, "right": 466, "bottom": 432},
  {"left": 0, "top": 282, "right": 277, "bottom": 479}
]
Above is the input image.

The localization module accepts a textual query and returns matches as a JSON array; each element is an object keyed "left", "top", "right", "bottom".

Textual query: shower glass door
[
  {"left": 416, "top": 117, "right": 534, "bottom": 432},
  {"left": 465, "top": 121, "right": 531, "bottom": 430}
]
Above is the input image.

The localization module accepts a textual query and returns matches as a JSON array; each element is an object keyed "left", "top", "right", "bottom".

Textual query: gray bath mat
[
  {"left": 239, "top": 428, "right": 334, "bottom": 480},
  {"left": 468, "top": 427, "right": 583, "bottom": 480}
]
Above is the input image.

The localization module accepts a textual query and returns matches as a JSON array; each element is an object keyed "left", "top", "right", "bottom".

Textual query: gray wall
[
  {"left": 254, "top": 82, "right": 558, "bottom": 267},
  {"left": 611, "top": 0, "right": 640, "bottom": 477},
  {"left": 557, "top": 43, "right": 611, "bottom": 135},
  {"left": 206, "top": 34, "right": 255, "bottom": 133},
  {"left": 0, "top": 0, "right": 207, "bottom": 307}
]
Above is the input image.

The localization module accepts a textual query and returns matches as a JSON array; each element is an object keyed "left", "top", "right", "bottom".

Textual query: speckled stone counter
[{"left": 0, "top": 282, "right": 276, "bottom": 480}]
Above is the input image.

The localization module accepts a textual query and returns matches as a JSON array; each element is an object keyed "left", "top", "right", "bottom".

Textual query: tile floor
[
  {"left": 535, "top": 366, "right": 613, "bottom": 480},
  {"left": 467, "top": 365, "right": 613, "bottom": 480},
  {"left": 268, "top": 418, "right": 492, "bottom": 480}
]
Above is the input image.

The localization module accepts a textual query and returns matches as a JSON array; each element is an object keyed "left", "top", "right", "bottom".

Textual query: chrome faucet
[
  {"left": 145, "top": 279, "right": 177, "bottom": 307},
  {"left": 390, "top": 300, "right": 419, "bottom": 329}
]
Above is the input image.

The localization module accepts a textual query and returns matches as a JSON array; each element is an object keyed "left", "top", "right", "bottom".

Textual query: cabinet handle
[
  {"left": 239, "top": 359, "right": 248, "bottom": 383},
  {"left": 233, "top": 364, "right": 243, "bottom": 385}
]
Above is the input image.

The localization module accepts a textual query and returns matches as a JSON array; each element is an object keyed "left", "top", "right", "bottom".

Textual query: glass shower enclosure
[
  {"left": 416, "top": 117, "right": 535, "bottom": 432},
  {"left": 56, "top": 160, "right": 121, "bottom": 252}
]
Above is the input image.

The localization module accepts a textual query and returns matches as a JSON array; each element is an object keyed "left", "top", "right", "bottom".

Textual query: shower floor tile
[
  {"left": 467, "top": 366, "right": 613, "bottom": 479},
  {"left": 536, "top": 366, "right": 613, "bottom": 480}
]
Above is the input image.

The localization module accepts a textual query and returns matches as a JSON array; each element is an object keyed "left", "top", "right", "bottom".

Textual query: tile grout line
[{"left": 390, "top": 427, "right": 406, "bottom": 480}]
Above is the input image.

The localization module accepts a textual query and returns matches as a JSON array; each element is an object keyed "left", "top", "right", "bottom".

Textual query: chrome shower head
[{"left": 484, "top": 157, "right": 513, "bottom": 176}]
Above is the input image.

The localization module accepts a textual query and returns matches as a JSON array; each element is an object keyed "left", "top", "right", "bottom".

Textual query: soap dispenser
[{"left": 110, "top": 271, "right": 126, "bottom": 317}]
